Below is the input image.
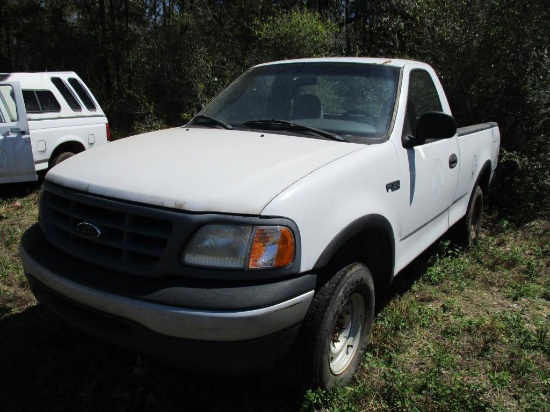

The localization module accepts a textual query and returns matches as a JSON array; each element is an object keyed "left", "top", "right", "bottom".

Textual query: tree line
[{"left": 0, "top": 0, "right": 548, "bottom": 220}]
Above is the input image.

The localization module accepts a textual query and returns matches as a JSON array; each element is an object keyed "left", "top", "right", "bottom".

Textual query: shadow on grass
[
  {"left": 0, "top": 178, "right": 43, "bottom": 200},
  {"left": 374, "top": 241, "right": 439, "bottom": 315},
  {"left": 0, "top": 305, "right": 304, "bottom": 411},
  {"left": 1, "top": 232, "right": 456, "bottom": 411}
]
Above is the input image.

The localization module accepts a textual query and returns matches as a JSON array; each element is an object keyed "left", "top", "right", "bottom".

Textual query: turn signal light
[{"left": 248, "top": 226, "right": 295, "bottom": 269}]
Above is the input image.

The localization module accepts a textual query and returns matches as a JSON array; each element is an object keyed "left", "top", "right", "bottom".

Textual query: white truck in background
[
  {"left": 21, "top": 58, "right": 500, "bottom": 390},
  {"left": 0, "top": 72, "right": 109, "bottom": 184}
]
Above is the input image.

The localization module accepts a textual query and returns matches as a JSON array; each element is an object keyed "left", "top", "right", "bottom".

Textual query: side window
[
  {"left": 68, "top": 78, "right": 97, "bottom": 111},
  {"left": 37, "top": 91, "right": 61, "bottom": 112},
  {"left": 51, "top": 77, "right": 82, "bottom": 111},
  {"left": 404, "top": 70, "right": 443, "bottom": 138},
  {"left": 22, "top": 90, "right": 61, "bottom": 113},
  {"left": 23, "top": 90, "right": 41, "bottom": 113}
]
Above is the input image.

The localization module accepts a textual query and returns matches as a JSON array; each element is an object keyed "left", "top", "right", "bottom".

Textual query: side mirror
[
  {"left": 416, "top": 111, "right": 457, "bottom": 140},
  {"left": 193, "top": 103, "right": 204, "bottom": 117}
]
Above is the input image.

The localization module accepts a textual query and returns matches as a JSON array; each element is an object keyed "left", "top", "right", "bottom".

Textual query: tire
[
  {"left": 451, "top": 185, "right": 483, "bottom": 247},
  {"left": 50, "top": 151, "right": 75, "bottom": 168},
  {"left": 283, "top": 263, "right": 375, "bottom": 390}
]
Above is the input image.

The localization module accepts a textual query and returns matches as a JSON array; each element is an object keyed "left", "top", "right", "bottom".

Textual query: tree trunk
[{"left": 99, "top": 0, "right": 112, "bottom": 94}]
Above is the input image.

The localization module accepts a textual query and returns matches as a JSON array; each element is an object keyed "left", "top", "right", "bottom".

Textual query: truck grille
[
  {"left": 37, "top": 181, "right": 301, "bottom": 281},
  {"left": 40, "top": 183, "right": 173, "bottom": 275}
]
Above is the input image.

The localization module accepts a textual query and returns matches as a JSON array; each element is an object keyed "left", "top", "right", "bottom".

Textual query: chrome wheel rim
[{"left": 329, "top": 293, "right": 365, "bottom": 375}]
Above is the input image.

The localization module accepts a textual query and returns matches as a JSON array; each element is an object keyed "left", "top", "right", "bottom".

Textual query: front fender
[
  {"left": 313, "top": 214, "right": 395, "bottom": 270},
  {"left": 261, "top": 142, "right": 401, "bottom": 274}
]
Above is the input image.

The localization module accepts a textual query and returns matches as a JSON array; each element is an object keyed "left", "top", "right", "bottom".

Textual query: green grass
[
  {"left": 0, "top": 184, "right": 40, "bottom": 317},
  {"left": 304, "top": 220, "right": 550, "bottom": 412},
  {"left": 1, "top": 185, "right": 549, "bottom": 411}
]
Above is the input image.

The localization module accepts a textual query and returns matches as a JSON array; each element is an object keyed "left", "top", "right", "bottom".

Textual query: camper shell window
[
  {"left": 23, "top": 90, "right": 61, "bottom": 113},
  {"left": 68, "top": 78, "right": 97, "bottom": 111},
  {"left": 51, "top": 77, "right": 82, "bottom": 112}
]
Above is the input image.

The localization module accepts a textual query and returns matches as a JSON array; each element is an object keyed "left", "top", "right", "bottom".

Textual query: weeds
[{"left": 304, "top": 218, "right": 549, "bottom": 411}]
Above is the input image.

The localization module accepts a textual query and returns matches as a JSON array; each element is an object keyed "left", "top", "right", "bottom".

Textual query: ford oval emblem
[{"left": 77, "top": 222, "right": 102, "bottom": 239}]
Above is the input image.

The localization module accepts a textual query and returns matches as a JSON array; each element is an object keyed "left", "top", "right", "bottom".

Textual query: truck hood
[{"left": 46, "top": 127, "right": 362, "bottom": 214}]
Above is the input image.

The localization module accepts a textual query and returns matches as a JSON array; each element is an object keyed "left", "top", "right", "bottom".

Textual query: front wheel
[{"left": 283, "top": 263, "right": 375, "bottom": 390}]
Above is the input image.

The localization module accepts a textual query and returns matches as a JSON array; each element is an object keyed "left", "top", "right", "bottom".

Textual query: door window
[
  {"left": 404, "top": 70, "right": 443, "bottom": 139},
  {"left": 0, "top": 85, "right": 19, "bottom": 122}
]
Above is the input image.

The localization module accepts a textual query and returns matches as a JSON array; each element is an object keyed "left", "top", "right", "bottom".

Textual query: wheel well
[
  {"left": 317, "top": 227, "right": 394, "bottom": 290},
  {"left": 477, "top": 161, "right": 492, "bottom": 193},
  {"left": 49, "top": 141, "right": 86, "bottom": 168}
]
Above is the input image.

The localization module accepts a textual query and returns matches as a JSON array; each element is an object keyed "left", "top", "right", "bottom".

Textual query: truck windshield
[{"left": 196, "top": 62, "right": 400, "bottom": 141}]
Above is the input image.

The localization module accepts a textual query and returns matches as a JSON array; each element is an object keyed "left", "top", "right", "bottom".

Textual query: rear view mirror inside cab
[{"left": 292, "top": 76, "right": 318, "bottom": 86}]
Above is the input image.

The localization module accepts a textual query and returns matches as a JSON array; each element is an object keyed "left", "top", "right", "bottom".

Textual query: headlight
[{"left": 182, "top": 224, "right": 295, "bottom": 270}]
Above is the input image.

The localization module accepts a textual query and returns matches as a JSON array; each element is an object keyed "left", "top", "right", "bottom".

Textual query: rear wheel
[
  {"left": 451, "top": 185, "right": 483, "bottom": 247},
  {"left": 50, "top": 151, "right": 75, "bottom": 168},
  {"left": 283, "top": 263, "right": 375, "bottom": 390}
]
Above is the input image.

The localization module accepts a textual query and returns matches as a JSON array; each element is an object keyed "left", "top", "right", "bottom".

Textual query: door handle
[
  {"left": 449, "top": 153, "right": 458, "bottom": 169},
  {"left": 4, "top": 128, "right": 23, "bottom": 136}
]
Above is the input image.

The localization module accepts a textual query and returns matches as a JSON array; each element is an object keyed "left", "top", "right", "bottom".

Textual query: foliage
[
  {"left": 131, "top": 96, "right": 168, "bottom": 135},
  {"left": 0, "top": 0, "right": 547, "bottom": 216},
  {"left": 252, "top": 10, "right": 338, "bottom": 63},
  {"left": 490, "top": 149, "right": 550, "bottom": 222}
]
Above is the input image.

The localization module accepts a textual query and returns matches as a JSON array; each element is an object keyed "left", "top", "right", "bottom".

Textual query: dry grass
[{"left": 0, "top": 184, "right": 40, "bottom": 316}]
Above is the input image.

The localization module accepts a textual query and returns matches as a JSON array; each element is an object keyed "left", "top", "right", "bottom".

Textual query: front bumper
[{"left": 20, "top": 224, "right": 315, "bottom": 372}]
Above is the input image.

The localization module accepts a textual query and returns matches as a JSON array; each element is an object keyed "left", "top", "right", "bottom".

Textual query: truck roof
[
  {"left": 0, "top": 72, "right": 81, "bottom": 89},
  {"left": 256, "top": 57, "right": 429, "bottom": 70}
]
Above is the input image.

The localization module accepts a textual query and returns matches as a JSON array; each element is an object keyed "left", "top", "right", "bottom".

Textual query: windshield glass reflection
[{"left": 198, "top": 62, "right": 400, "bottom": 141}]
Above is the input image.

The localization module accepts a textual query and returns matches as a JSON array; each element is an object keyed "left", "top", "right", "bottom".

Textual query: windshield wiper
[
  {"left": 191, "top": 115, "right": 233, "bottom": 130},
  {"left": 242, "top": 119, "right": 347, "bottom": 142}
]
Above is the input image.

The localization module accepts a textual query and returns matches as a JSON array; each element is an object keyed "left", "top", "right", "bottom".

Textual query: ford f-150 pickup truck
[{"left": 20, "top": 58, "right": 500, "bottom": 389}]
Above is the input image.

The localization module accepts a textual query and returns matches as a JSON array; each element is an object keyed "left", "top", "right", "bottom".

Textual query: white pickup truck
[
  {"left": 20, "top": 58, "right": 500, "bottom": 389},
  {"left": 0, "top": 72, "right": 109, "bottom": 184}
]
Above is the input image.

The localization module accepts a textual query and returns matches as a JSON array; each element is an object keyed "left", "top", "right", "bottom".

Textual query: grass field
[{"left": 1, "top": 182, "right": 548, "bottom": 411}]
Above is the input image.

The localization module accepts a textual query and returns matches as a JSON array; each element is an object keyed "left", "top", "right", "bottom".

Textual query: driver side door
[
  {"left": 0, "top": 81, "right": 36, "bottom": 184},
  {"left": 399, "top": 70, "right": 460, "bottom": 242}
]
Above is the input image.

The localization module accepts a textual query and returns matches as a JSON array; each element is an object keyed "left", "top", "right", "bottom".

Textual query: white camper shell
[{"left": 0, "top": 72, "right": 109, "bottom": 184}]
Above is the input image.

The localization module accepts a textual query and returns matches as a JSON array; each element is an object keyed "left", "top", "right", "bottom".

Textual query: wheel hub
[{"left": 329, "top": 293, "right": 365, "bottom": 375}]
